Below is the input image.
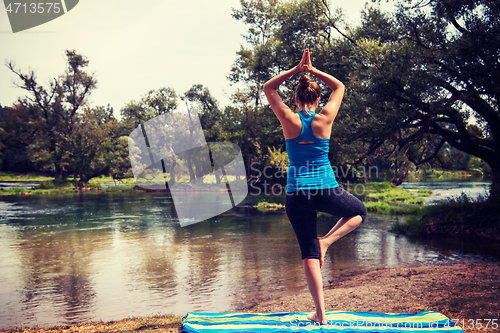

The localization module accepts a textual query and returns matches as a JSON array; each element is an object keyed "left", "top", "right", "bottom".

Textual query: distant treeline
[{"left": 1, "top": 0, "right": 498, "bottom": 200}]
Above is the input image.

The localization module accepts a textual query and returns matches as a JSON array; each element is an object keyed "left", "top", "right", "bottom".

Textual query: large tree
[
  {"left": 229, "top": 0, "right": 286, "bottom": 177},
  {"left": 7, "top": 50, "right": 97, "bottom": 179},
  {"left": 183, "top": 84, "right": 222, "bottom": 143},
  {"left": 0, "top": 104, "right": 36, "bottom": 172},
  {"left": 348, "top": 0, "right": 500, "bottom": 197},
  {"left": 230, "top": 0, "right": 499, "bottom": 198},
  {"left": 120, "top": 87, "right": 178, "bottom": 131},
  {"left": 64, "top": 105, "right": 118, "bottom": 183}
]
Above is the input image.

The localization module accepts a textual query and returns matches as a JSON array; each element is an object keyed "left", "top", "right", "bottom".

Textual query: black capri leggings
[{"left": 285, "top": 187, "right": 367, "bottom": 260}]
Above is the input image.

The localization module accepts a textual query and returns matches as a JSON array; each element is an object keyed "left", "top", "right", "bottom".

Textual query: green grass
[
  {"left": 407, "top": 197, "right": 426, "bottom": 204},
  {"left": 104, "top": 184, "right": 139, "bottom": 192},
  {"left": 421, "top": 169, "right": 484, "bottom": 177},
  {"left": 0, "top": 187, "right": 33, "bottom": 195},
  {"left": 0, "top": 186, "right": 79, "bottom": 196},
  {"left": 363, "top": 183, "right": 417, "bottom": 202},
  {"left": 416, "top": 189, "right": 433, "bottom": 197},
  {"left": 365, "top": 201, "right": 423, "bottom": 215},
  {"left": 0, "top": 172, "right": 143, "bottom": 196},
  {"left": 255, "top": 201, "right": 285, "bottom": 210},
  {"left": 88, "top": 175, "right": 135, "bottom": 185},
  {"left": 0, "top": 171, "right": 54, "bottom": 182},
  {"left": 0, "top": 178, "right": 99, "bottom": 196},
  {"left": 351, "top": 182, "right": 426, "bottom": 215}
]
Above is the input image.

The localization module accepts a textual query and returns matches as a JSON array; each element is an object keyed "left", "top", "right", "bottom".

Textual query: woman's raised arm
[
  {"left": 306, "top": 66, "right": 345, "bottom": 124},
  {"left": 263, "top": 49, "right": 309, "bottom": 123}
]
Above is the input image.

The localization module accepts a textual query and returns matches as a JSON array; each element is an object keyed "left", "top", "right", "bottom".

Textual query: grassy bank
[
  {"left": 249, "top": 182, "right": 429, "bottom": 214},
  {"left": 0, "top": 181, "right": 140, "bottom": 196},
  {"left": 352, "top": 182, "right": 427, "bottom": 215},
  {"left": 0, "top": 173, "right": 138, "bottom": 196},
  {"left": 0, "top": 171, "right": 54, "bottom": 182},
  {"left": 390, "top": 193, "right": 500, "bottom": 240},
  {"left": 1, "top": 175, "right": 427, "bottom": 216},
  {"left": 0, "top": 173, "right": 246, "bottom": 196},
  {"left": 0, "top": 314, "right": 183, "bottom": 333},
  {"left": 255, "top": 201, "right": 285, "bottom": 210},
  {"left": 418, "top": 168, "right": 485, "bottom": 178}
]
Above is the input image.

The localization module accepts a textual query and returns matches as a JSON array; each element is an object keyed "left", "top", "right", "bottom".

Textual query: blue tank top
[{"left": 285, "top": 110, "right": 339, "bottom": 192}]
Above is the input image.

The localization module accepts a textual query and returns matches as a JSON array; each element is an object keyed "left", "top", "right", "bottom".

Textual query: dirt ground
[
  {"left": 247, "top": 262, "right": 500, "bottom": 333},
  {"left": 3, "top": 262, "right": 499, "bottom": 333}
]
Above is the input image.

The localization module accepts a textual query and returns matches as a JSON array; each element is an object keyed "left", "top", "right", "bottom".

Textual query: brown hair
[{"left": 295, "top": 75, "right": 321, "bottom": 106}]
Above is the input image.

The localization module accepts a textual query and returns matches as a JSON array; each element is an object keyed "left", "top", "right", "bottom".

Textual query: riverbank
[
  {"left": 0, "top": 177, "right": 430, "bottom": 216},
  {"left": 391, "top": 193, "right": 500, "bottom": 240},
  {"left": 2, "top": 262, "right": 498, "bottom": 333},
  {"left": 247, "top": 262, "right": 499, "bottom": 333},
  {"left": 0, "top": 172, "right": 483, "bottom": 215}
]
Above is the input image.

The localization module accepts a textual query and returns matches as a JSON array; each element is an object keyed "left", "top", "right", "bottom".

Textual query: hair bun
[
  {"left": 298, "top": 75, "right": 311, "bottom": 88},
  {"left": 295, "top": 74, "right": 321, "bottom": 106}
]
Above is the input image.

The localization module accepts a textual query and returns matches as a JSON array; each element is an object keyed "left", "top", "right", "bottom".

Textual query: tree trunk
[
  {"left": 54, "top": 163, "right": 64, "bottom": 180},
  {"left": 488, "top": 163, "right": 500, "bottom": 203}
]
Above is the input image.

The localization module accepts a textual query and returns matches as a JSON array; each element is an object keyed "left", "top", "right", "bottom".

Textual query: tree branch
[{"left": 311, "top": 0, "right": 357, "bottom": 45}]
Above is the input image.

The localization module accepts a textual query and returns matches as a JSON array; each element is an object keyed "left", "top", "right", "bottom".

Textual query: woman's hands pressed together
[{"left": 295, "top": 49, "right": 313, "bottom": 74}]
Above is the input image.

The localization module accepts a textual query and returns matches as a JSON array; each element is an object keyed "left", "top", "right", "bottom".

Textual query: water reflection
[
  {"left": 0, "top": 192, "right": 497, "bottom": 329},
  {"left": 16, "top": 229, "right": 98, "bottom": 325}
]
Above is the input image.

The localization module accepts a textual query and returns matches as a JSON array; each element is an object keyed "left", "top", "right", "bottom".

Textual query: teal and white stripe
[{"left": 182, "top": 310, "right": 463, "bottom": 332}]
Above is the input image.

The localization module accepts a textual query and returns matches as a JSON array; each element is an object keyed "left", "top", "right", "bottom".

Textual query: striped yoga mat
[{"left": 182, "top": 311, "right": 463, "bottom": 332}]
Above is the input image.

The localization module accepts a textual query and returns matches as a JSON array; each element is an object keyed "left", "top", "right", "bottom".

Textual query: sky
[{"left": 0, "top": 0, "right": 396, "bottom": 118}]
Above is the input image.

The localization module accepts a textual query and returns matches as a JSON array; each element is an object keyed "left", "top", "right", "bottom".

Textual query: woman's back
[{"left": 285, "top": 110, "right": 338, "bottom": 192}]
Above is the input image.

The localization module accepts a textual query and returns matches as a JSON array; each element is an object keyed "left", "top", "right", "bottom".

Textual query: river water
[{"left": 0, "top": 181, "right": 497, "bottom": 329}]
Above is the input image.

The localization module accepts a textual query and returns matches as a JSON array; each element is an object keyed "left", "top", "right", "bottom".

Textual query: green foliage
[
  {"left": 0, "top": 187, "right": 32, "bottom": 195},
  {"left": 104, "top": 184, "right": 138, "bottom": 192},
  {"left": 390, "top": 214, "right": 427, "bottom": 235},
  {"left": 229, "top": 0, "right": 499, "bottom": 198},
  {"left": 267, "top": 146, "right": 288, "bottom": 172},
  {"left": 364, "top": 182, "right": 419, "bottom": 203},
  {"left": 391, "top": 193, "right": 500, "bottom": 239},
  {"left": 36, "top": 180, "right": 56, "bottom": 189},
  {"left": 357, "top": 182, "right": 426, "bottom": 215},
  {"left": 351, "top": 0, "right": 500, "bottom": 196},
  {"left": 416, "top": 189, "right": 433, "bottom": 197},
  {"left": 256, "top": 200, "right": 284, "bottom": 209},
  {"left": 65, "top": 105, "right": 119, "bottom": 182},
  {"left": 120, "top": 87, "right": 178, "bottom": 128},
  {"left": 0, "top": 105, "right": 37, "bottom": 172},
  {"left": 37, "top": 178, "right": 76, "bottom": 189},
  {"left": 183, "top": 84, "right": 222, "bottom": 142},
  {"left": 3, "top": 0, "right": 498, "bottom": 196},
  {"left": 88, "top": 175, "right": 134, "bottom": 185},
  {"left": 107, "top": 136, "right": 133, "bottom": 183},
  {"left": 0, "top": 177, "right": 78, "bottom": 195},
  {"left": 365, "top": 201, "right": 422, "bottom": 215},
  {"left": 6, "top": 50, "right": 99, "bottom": 179}
]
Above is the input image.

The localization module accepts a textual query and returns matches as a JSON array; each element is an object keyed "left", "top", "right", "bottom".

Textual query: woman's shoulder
[{"left": 312, "top": 110, "right": 333, "bottom": 124}]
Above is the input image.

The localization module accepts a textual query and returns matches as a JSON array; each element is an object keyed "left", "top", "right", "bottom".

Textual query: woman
[{"left": 263, "top": 49, "right": 367, "bottom": 324}]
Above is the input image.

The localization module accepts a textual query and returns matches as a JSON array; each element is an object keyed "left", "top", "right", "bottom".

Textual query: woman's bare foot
[
  {"left": 307, "top": 311, "right": 326, "bottom": 324},
  {"left": 317, "top": 216, "right": 363, "bottom": 269},
  {"left": 318, "top": 238, "right": 329, "bottom": 269}
]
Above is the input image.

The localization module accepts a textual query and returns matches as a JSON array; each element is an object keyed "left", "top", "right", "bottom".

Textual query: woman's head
[{"left": 295, "top": 75, "right": 321, "bottom": 107}]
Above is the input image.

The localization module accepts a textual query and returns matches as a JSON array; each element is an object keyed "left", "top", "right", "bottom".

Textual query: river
[{"left": 0, "top": 181, "right": 497, "bottom": 329}]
